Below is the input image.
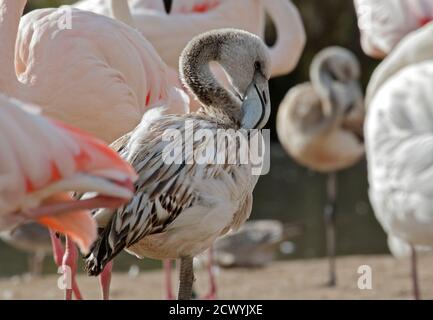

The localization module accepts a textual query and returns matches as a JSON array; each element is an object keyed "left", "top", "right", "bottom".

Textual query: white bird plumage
[
  {"left": 366, "top": 61, "right": 433, "bottom": 299},
  {"left": 354, "top": 0, "right": 433, "bottom": 59},
  {"left": 366, "top": 22, "right": 433, "bottom": 106}
]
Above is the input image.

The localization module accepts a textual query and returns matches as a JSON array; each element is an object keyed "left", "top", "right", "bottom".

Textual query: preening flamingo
[
  {"left": 276, "top": 47, "right": 364, "bottom": 286},
  {"left": 73, "top": 0, "right": 306, "bottom": 77},
  {"left": 354, "top": 0, "right": 433, "bottom": 59},
  {"left": 74, "top": 0, "right": 304, "bottom": 299},
  {"left": 366, "top": 61, "right": 433, "bottom": 300},
  {"left": 0, "top": 0, "right": 175, "bottom": 144},
  {"left": 0, "top": 94, "right": 137, "bottom": 298},
  {"left": 84, "top": 29, "right": 271, "bottom": 300}
]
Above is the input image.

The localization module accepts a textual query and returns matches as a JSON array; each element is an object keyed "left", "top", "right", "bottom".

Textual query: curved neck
[
  {"left": 264, "top": 0, "right": 306, "bottom": 77},
  {"left": 109, "top": 0, "right": 135, "bottom": 28},
  {"left": 180, "top": 40, "right": 241, "bottom": 123},
  {"left": 309, "top": 62, "right": 340, "bottom": 131},
  {"left": 0, "top": 0, "right": 26, "bottom": 95}
]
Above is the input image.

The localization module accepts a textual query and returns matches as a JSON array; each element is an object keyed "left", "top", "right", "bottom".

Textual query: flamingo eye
[{"left": 254, "top": 61, "right": 261, "bottom": 71}]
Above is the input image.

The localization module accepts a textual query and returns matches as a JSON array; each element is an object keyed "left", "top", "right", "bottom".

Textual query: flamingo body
[{"left": 1, "top": 1, "right": 172, "bottom": 143}]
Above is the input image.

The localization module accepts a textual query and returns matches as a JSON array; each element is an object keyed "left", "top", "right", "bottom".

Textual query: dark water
[{"left": 0, "top": 144, "right": 388, "bottom": 278}]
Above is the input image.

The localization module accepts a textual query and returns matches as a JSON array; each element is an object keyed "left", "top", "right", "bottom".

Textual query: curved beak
[
  {"left": 240, "top": 73, "right": 271, "bottom": 130},
  {"left": 163, "top": 0, "right": 173, "bottom": 14}
]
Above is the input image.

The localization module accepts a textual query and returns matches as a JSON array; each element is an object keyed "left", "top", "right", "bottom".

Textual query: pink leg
[
  {"left": 49, "top": 229, "right": 64, "bottom": 267},
  {"left": 202, "top": 247, "right": 217, "bottom": 300},
  {"left": 99, "top": 261, "right": 113, "bottom": 300},
  {"left": 164, "top": 260, "right": 175, "bottom": 300},
  {"left": 62, "top": 236, "right": 82, "bottom": 300},
  {"left": 49, "top": 230, "right": 83, "bottom": 300}
]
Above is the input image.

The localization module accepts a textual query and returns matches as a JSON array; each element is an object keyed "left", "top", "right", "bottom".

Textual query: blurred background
[{"left": 0, "top": 0, "right": 384, "bottom": 277}]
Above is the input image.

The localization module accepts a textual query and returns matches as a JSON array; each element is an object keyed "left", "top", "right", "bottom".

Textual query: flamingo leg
[
  {"left": 164, "top": 260, "right": 175, "bottom": 300},
  {"left": 178, "top": 256, "right": 194, "bottom": 300},
  {"left": 49, "top": 230, "right": 82, "bottom": 299},
  {"left": 49, "top": 229, "right": 64, "bottom": 267},
  {"left": 324, "top": 172, "right": 337, "bottom": 287},
  {"left": 410, "top": 245, "right": 421, "bottom": 300},
  {"left": 62, "top": 236, "right": 82, "bottom": 300},
  {"left": 99, "top": 261, "right": 113, "bottom": 300},
  {"left": 201, "top": 247, "right": 217, "bottom": 300}
]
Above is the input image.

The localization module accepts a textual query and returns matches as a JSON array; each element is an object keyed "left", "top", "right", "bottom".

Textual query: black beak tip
[{"left": 163, "top": 0, "right": 173, "bottom": 14}]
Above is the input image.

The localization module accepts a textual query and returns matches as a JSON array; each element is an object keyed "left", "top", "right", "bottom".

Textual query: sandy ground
[{"left": 1, "top": 254, "right": 433, "bottom": 300}]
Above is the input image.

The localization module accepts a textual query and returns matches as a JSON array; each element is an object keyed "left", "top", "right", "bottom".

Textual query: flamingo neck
[
  {"left": 309, "top": 61, "right": 340, "bottom": 129},
  {"left": 0, "top": 0, "right": 26, "bottom": 95},
  {"left": 109, "top": 0, "right": 135, "bottom": 28},
  {"left": 180, "top": 38, "right": 241, "bottom": 124},
  {"left": 264, "top": 0, "right": 306, "bottom": 77}
]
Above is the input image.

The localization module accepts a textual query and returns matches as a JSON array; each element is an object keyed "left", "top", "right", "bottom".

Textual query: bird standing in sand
[
  {"left": 84, "top": 28, "right": 271, "bottom": 300},
  {"left": 366, "top": 61, "right": 433, "bottom": 300},
  {"left": 276, "top": 47, "right": 364, "bottom": 286}
]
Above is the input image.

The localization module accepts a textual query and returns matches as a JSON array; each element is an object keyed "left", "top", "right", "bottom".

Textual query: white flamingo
[
  {"left": 276, "top": 47, "right": 364, "bottom": 286},
  {"left": 363, "top": 18, "right": 433, "bottom": 300},
  {"left": 366, "top": 61, "right": 433, "bottom": 300},
  {"left": 354, "top": 0, "right": 433, "bottom": 58}
]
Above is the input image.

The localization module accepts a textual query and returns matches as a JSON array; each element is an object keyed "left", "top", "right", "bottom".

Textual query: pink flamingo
[
  {"left": 0, "top": 94, "right": 137, "bottom": 299},
  {"left": 73, "top": 0, "right": 306, "bottom": 78},
  {"left": 0, "top": 0, "right": 178, "bottom": 144}
]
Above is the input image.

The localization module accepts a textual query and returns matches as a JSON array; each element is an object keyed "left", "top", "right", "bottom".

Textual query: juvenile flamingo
[
  {"left": 277, "top": 47, "right": 364, "bottom": 286},
  {"left": 84, "top": 29, "right": 271, "bottom": 300}
]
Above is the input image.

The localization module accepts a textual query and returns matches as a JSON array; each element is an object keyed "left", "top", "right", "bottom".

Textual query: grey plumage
[{"left": 84, "top": 29, "right": 271, "bottom": 278}]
